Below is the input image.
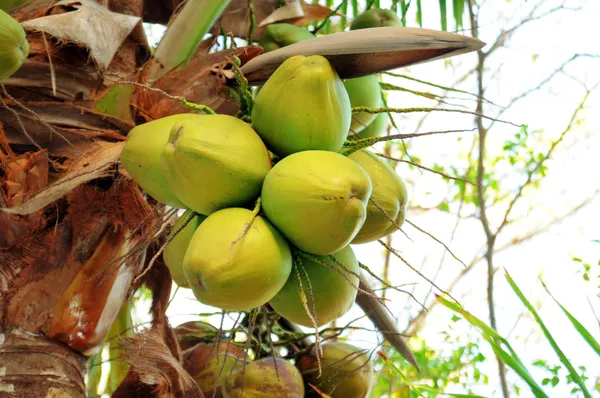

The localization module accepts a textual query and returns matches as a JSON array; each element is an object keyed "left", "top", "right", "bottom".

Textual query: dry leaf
[
  {"left": 240, "top": 26, "right": 485, "bottom": 84},
  {"left": 258, "top": 0, "right": 304, "bottom": 27},
  {"left": 21, "top": 0, "right": 141, "bottom": 70}
]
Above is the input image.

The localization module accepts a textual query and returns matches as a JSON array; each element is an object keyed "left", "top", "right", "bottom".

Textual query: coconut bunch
[
  {"left": 172, "top": 321, "right": 373, "bottom": 397},
  {"left": 119, "top": 50, "right": 408, "bottom": 324}
]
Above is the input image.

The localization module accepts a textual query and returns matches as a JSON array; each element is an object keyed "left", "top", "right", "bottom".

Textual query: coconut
[
  {"left": 0, "top": 9, "right": 29, "bottom": 81},
  {"left": 261, "top": 150, "right": 372, "bottom": 255},
  {"left": 348, "top": 150, "right": 408, "bottom": 244},
  {"left": 183, "top": 207, "right": 292, "bottom": 311},
  {"left": 343, "top": 74, "right": 382, "bottom": 135},
  {"left": 251, "top": 55, "right": 351, "bottom": 157},
  {"left": 163, "top": 210, "right": 206, "bottom": 288},
  {"left": 182, "top": 342, "right": 247, "bottom": 397},
  {"left": 259, "top": 23, "right": 315, "bottom": 52},
  {"left": 160, "top": 114, "right": 272, "bottom": 215},
  {"left": 269, "top": 245, "right": 359, "bottom": 327},
  {"left": 350, "top": 8, "right": 402, "bottom": 30},
  {"left": 350, "top": 111, "right": 390, "bottom": 140},
  {"left": 222, "top": 357, "right": 304, "bottom": 398},
  {"left": 120, "top": 114, "right": 194, "bottom": 208},
  {"left": 297, "top": 342, "right": 373, "bottom": 398},
  {"left": 173, "top": 321, "right": 218, "bottom": 351}
]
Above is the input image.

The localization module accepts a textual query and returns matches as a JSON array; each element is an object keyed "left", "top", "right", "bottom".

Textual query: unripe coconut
[
  {"left": 350, "top": 8, "right": 402, "bottom": 30},
  {"left": 269, "top": 245, "right": 359, "bottom": 327},
  {"left": 163, "top": 210, "right": 206, "bottom": 288},
  {"left": 120, "top": 114, "right": 193, "bottom": 208},
  {"left": 183, "top": 207, "right": 292, "bottom": 311},
  {"left": 348, "top": 150, "right": 408, "bottom": 244},
  {"left": 174, "top": 321, "right": 218, "bottom": 351},
  {"left": 261, "top": 151, "right": 372, "bottom": 255},
  {"left": 161, "top": 115, "right": 272, "bottom": 215},
  {"left": 222, "top": 357, "right": 304, "bottom": 398},
  {"left": 350, "top": 111, "right": 389, "bottom": 140},
  {"left": 344, "top": 74, "right": 382, "bottom": 135},
  {"left": 259, "top": 23, "right": 315, "bottom": 52},
  {"left": 182, "top": 342, "right": 247, "bottom": 397},
  {"left": 0, "top": 9, "right": 29, "bottom": 81},
  {"left": 251, "top": 55, "right": 351, "bottom": 157},
  {"left": 297, "top": 342, "right": 373, "bottom": 398}
]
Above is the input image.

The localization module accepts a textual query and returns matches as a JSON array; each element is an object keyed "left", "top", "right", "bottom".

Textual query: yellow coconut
[
  {"left": 261, "top": 150, "right": 372, "bottom": 255},
  {"left": 183, "top": 207, "right": 292, "bottom": 311},
  {"left": 297, "top": 342, "right": 373, "bottom": 398},
  {"left": 269, "top": 245, "right": 359, "bottom": 327},
  {"left": 120, "top": 114, "right": 194, "bottom": 208},
  {"left": 160, "top": 114, "right": 272, "bottom": 215},
  {"left": 163, "top": 210, "right": 206, "bottom": 288},
  {"left": 222, "top": 357, "right": 304, "bottom": 398},
  {"left": 348, "top": 150, "right": 408, "bottom": 243},
  {"left": 251, "top": 55, "right": 351, "bottom": 157}
]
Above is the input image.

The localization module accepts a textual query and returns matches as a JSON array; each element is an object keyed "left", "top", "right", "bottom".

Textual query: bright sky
[{"left": 140, "top": 1, "right": 600, "bottom": 397}]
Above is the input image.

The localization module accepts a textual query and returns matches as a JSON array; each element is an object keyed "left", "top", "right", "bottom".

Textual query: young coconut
[
  {"left": 348, "top": 150, "right": 408, "bottom": 243},
  {"left": 297, "top": 342, "right": 373, "bottom": 398},
  {"left": 222, "top": 357, "right": 304, "bottom": 398},
  {"left": 344, "top": 74, "right": 382, "bottom": 135},
  {"left": 120, "top": 114, "right": 194, "bottom": 208},
  {"left": 182, "top": 342, "right": 247, "bottom": 397},
  {"left": 0, "top": 9, "right": 29, "bottom": 81},
  {"left": 259, "top": 23, "right": 315, "bottom": 52},
  {"left": 251, "top": 55, "right": 351, "bottom": 157},
  {"left": 183, "top": 207, "right": 292, "bottom": 311},
  {"left": 261, "top": 150, "right": 372, "bottom": 255},
  {"left": 173, "top": 321, "right": 218, "bottom": 351},
  {"left": 163, "top": 210, "right": 206, "bottom": 288},
  {"left": 160, "top": 114, "right": 272, "bottom": 215},
  {"left": 350, "top": 8, "right": 402, "bottom": 30},
  {"left": 351, "top": 111, "right": 390, "bottom": 140},
  {"left": 269, "top": 245, "right": 359, "bottom": 327}
]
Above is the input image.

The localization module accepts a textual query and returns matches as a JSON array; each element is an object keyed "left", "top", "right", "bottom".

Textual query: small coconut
[
  {"left": 350, "top": 111, "right": 390, "bottom": 140},
  {"left": 259, "top": 23, "right": 315, "bottom": 52},
  {"left": 344, "top": 74, "right": 383, "bottom": 135},
  {"left": 350, "top": 8, "right": 402, "bottom": 30},
  {"left": 297, "top": 342, "right": 373, "bottom": 398},
  {"left": 0, "top": 9, "right": 29, "bottom": 81},
  {"left": 161, "top": 115, "right": 272, "bottom": 215},
  {"left": 261, "top": 150, "right": 372, "bottom": 255},
  {"left": 269, "top": 245, "right": 359, "bottom": 327},
  {"left": 183, "top": 207, "right": 292, "bottom": 311},
  {"left": 163, "top": 210, "right": 206, "bottom": 288},
  {"left": 173, "top": 321, "right": 218, "bottom": 351},
  {"left": 348, "top": 150, "right": 407, "bottom": 244},
  {"left": 222, "top": 357, "right": 304, "bottom": 398}
]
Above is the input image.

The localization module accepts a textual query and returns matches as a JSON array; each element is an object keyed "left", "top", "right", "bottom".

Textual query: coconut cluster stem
[{"left": 229, "top": 198, "right": 261, "bottom": 258}]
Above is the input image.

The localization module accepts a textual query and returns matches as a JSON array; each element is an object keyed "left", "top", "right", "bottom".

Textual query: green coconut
[
  {"left": 0, "top": 9, "right": 29, "bottom": 81},
  {"left": 183, "top": 207, "right": 292, "bottom": 311},
  {"left": 349, "top": 150, "right": 408, "bottom": 243},
  {"left": 259, "top": 23, "right": 315, "bottom": 52},
  {"left": 350, "top": 111, "right": 390, "bottom": 140},
  {"left": 343, "top": 74, "right": 382, "bottom": 135},
  {"left": 350, "top": 8, "right": 402, "bottom": 30},
  {"left": 222, "top": 357, "right": 304, "bottom": 398},
  {"left": 297, "top": 342, "right": 373, "bottom": 398},
  {"left": 261, "top": 150, "right": 372, "bottom": 255},
  {"left": 269, "top": 245, "right": 359, "bottom": 327},
  {"left": 161, "top": 114, "right": 272, "bottom": 215},
  {"left": 251, "top": 55, "right": 351, "bottom": 157},
  {"left": 182, "top": 342, "right": 247, "bottom": 397},
  {"left": 120, "top": 114, "right": 194, "bottom": 208},
  {"left": 173, "top": 321, "right": 218, "bottom": 351},
  {"left": 163, "top": 210, "right": 206, "bottom": 288}
]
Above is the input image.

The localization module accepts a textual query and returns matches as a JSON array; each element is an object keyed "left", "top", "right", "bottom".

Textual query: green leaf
[
  {"left": 543, "top": 283, "right": 600, "bottom": 357},
  {"left": 416, "top": 0, "right": 423, "bottom": 26},
  {"left": 505, "top": 272, "right": 592, "bottom": 397},
  {"left": 453, "top": 0, "right": 465, "bottom": 29},
  {"left": 438, "top": 0, "right": 448, "bottom": 31}
]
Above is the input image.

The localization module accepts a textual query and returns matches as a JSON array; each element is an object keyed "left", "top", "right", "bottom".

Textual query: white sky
[{"left": 139, "top": 1, "right": 600, "bottom": 397}]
